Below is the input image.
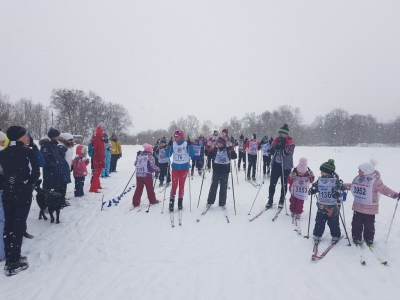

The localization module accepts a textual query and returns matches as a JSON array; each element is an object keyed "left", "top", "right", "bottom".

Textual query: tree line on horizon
[{"left": 1, "top": 89, "right": 399, "bottom": 146}]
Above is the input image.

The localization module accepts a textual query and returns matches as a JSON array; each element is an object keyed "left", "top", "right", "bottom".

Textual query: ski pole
[
  {"left": 120, "top": 170, "right": 136, "bottom": 199},
  {"left": 146, "top": 174, "right": 157, "bottom": 213},
  {"left": 281, "top": 158, "right": 288, "bottom": 216},
  {"left": 304, "top": 193, "right": 313, "bottom": 239},
  {"left": 385, "top": 196, "right": 400, "bottom": 243},
  {"left": 161, "top": 159, "right": 171, "bottom": 214},
  {"left": 188, "top": 168, "right": 192, "bottom": 212},
  {"left": 229, "top": 151, "right": 237, "bottom": 215},
  {"left": 339, "top": 211, "right": 351, "bottom": 246},
  {"left": 100, "top": 194, "right": 105, "bottom": 211},
  {"left": 247, "top": 179, "right": 263, "bottom": 215},
  {"left": 234, "top": 159, "right": 239, "bottom": 185},
  {"left": 197, "top": 166, "right": 206, "bottom": 208}
]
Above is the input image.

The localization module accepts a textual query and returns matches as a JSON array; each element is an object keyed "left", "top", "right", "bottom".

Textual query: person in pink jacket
[{"left": 343, "top": 160, "right": 399, "bottom": 246}]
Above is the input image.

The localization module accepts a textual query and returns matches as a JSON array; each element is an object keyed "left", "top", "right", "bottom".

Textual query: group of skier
[{"left": 130, "top": 123, "right": 400, "bottom": 261}]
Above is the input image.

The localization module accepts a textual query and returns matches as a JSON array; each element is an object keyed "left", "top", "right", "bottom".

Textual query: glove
[
  {"left": 168, "top": 138, "right": 173, "bottom": 147},
  {"left": 393, "top": 193, "right": 400, "bottom": 199},
  {"left": 137, "top": 150, "right": 142, "bottom": 156},
  {"left": 289, "top": 171, "right": 296, "bottom": 179},
  {"left": 276, "top": 138, "right": 285, "bottom": 149},
  {"left": 308, "top": 169, "right": 314, "bottom": 178},
  {"left": 309, "top": 185, "right": 318, "bottom": 195}
]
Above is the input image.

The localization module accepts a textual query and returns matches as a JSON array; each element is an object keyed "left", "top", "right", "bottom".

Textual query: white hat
[
  {"left": 0, "top": 131, "right": 6, "bottom": 142},
  {"left": 359, "top": 159, "right": 378, "bottom": 176},
  {"left": 60, "top": 132, "right": 74, "bottom": 140}
]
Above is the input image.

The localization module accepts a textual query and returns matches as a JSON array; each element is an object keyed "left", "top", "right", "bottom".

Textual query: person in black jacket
[
  {"left": 0, "top": 126, "right": 40, "bottom": 276},
  {"left": 206, "top": 137, "right": 237, "bottom": 207}
]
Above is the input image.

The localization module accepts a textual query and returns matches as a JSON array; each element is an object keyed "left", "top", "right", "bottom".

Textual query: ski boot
[
  {"left": 169, "top": 198, "right": 175, "bottom": 212},
  {"left": 198, "top": 169, "right": 202, "bottom": 175},
  {"left": 5, "top": 260, "right": 29, "bottom": 277},
  {"left": 191, "top": 170, "right": 194, "bottom": 176},
  {"left": 247, "top": 176, "right": 251, "bottom": 181},
  {"left": 265, "top": 198, "right": 273, "bottom": 209},
  {"left": 365, "top": 240, "right": 374, "bottom": 247},
  {"left": 313, "top": 236, "right": 321, "bottom": 244},
  {"left": 178, "top": 198, "right": 183, "bottom": 210},
  {"left": 252, "top": 177, "right": 256, "bottom": 181}
]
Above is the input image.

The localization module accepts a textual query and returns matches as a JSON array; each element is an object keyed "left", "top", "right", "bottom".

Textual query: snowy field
[{"left": 1, "top": 145, "right": 400, "bottom": 300}]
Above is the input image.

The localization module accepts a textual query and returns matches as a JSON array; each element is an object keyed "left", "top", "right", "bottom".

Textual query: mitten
[
  {"left": 393, "top": 193, "right": 400, "bottom": 199},
  {"left": 289, "top": 171, "right": 296, "bottom": 179},
  {"left": 308, "top": 169, "right": 314, "bottom": 178}
]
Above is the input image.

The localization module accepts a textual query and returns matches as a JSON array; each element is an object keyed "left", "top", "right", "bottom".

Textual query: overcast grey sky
[{"left": 1, "top": 0, "right": 399, "bottom": 133}]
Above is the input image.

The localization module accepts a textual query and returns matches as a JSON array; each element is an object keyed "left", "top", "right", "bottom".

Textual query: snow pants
[
  {"left": 207, "top": 172, "right": 229, "bottom": 206},
  {"left": 90, "top": 167, "right": 102, "bottom": 192},
  {"left": 0, "top": 192, "right": 5, "bottom": 260},
  {"left": 262, "top": 155, "right": 271, "bottom": 175},
  {"left": 247, "top": 154, "right": 257, "bottom": 178},
  {"left": 207, "top": 151, "right": 215, "bottom": 170},
  {"left": 74, "top": 177, "right": 85, "bottom": 197},
  {"left": 238, "top": 151, "right": 246, "bottom": 169},
  {"left": 268, "top": 163, "right": 290, "bottom": 204},
  {"left": 191, "top": 159, "right": 204, "bottom": 172},
  {"left": 132, "top": 176, "right": 157, "bottom": 207},
  {"left": 313, "top": 203, "right": 341, "bottom": 239},
  {"left": 158, "top": 162, "right": 171, "bottom": 184},
  {"left": 110, "top": 154, "right": 119, "bottom": 172},
  {"left": 170, "top": 169, "right": 188, "bottom": 199},
  {"left": 102, "top": 153, "right": 111, "bottom": 177},
  {"left": 289, "top": 196, "right": 304, "bottom": 215},
  {"left": 3, "top": 198, "right": 32, "bottom": 264},
  {"left": 351, "top": 211, "right": 375, "bottom": 242}
]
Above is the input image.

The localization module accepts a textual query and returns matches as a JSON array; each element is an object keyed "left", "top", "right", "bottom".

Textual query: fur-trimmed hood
[
  {"left": 39, "top": 136, "right": 51, "bottom": 145},
  {"left": 58, "top": 137, "right": 74, "bottom": 148}
]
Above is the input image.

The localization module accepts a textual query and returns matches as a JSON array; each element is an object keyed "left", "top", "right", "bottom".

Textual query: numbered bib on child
[
  {"left": 317, "top": 178, "right": 337, "bottom": 205},
  {"left": 238, "top": 140, "right": 244, "bottom": 150},
  {"left": 173, "top": 141, "right": 189, "bottom": 164},
  {"left": 193, "top": 145, "right": 202, "bottom": 157},
  {"left": 215, "top": 148, "right": 230, "bottom": 164},
  {"left": 158, "top": 148, "right": 169, "bottom": 164},
  {"left": 351, "top": 175, "right": 377, "bottom": 205},
  {"left": 261, "top": 143, "right": 270, "bottom": 156},
  {"left": 136, "top": 155, "right": 149, "bottom": 173},
  {"left": 248, "top": 141, "right": 258, "bottom": 155},
  {"left": 290, "top": 176, "right": 311, "bottom": 201}
]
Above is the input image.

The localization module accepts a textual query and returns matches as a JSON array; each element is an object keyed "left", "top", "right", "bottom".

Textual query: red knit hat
[
  {"left": 174, "top": 130, "right": 184, "bottom": 141},
  {"left": 96, "top": 126, "right": 103, "bottom": 137},
  {"left": 222, "top": 128, "right": 228, "bottom": 135}
]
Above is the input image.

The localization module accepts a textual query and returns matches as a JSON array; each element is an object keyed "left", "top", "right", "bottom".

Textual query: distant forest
[{"left": 1, "top": 89, "right": 399, "bottom": 146}]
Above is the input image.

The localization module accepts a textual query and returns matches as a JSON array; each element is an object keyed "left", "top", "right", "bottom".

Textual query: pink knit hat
[
  {"left": 143, "top": 143, "right": 153, "bottom": 153},
  {"left": 297, "top": 157, "right": 308, "bottom": 173}
]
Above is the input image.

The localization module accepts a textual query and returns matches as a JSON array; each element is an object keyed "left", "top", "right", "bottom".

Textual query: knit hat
[
  {"left": 217, "top": 137, "right": 226, "bottom": 145},
  {"left": 222, "top": 128, "right": 228, "bottom": 135},
  {"left": 297, "top": 157, "right": 308, "bottom": 173},
  {"left": 262, "top": 135, "right": 268, "bottom": 141},
  {"left": 252, "top": 133, "right": 256, "bottom": 139},
  {"left": 359, "top": 159, "right": 377, "bottom": 176},
  {"left": 48, "top": 127, "right": 60, "bottom": 139},
  {"left": 103, "top": 133, "right": 108, "bottom": 139},
  {"left": 0, "top": 131, "right": 6, "bottom": 142},
  {"left": 174, "top": 130, "right": 184, "bottom": 141},
  {"left": 76, "top": 145, "right": 87, "bottom": 157},
  {"left": 320, "top": 159, "right": 336, "bottom": 175},
  {"left": 278, "top": 124, "right": 289, "bottom": 136},
  {"left": 240, "top": 134, "right": 244, "bottom": 139},
  {"left": 160, "top": 137, "right": 167, "bottom": 143},
  {"left": 96, "top": 126, "right": 103, "bottom": 137},
  {"left": 143, "top": 143, "right": 153, "bottom": 153},
  {"left": 60, "top": 132, "right": 73, "bottom": 140},
  {"left": 7, "top": 126, "right": 27, "bottom": 141}
]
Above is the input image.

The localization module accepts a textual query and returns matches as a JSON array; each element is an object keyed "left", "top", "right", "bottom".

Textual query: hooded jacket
[
  {"left": 344, "top": 170, "right": 397, "bottom": 215},
  {"left": 73, "top": 145, "right": 89, "bottom": 177}
]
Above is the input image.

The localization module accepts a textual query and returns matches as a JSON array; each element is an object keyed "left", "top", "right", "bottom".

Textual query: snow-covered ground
[{"left": 1, "top": 145, "right": 400, "bottom": 300}]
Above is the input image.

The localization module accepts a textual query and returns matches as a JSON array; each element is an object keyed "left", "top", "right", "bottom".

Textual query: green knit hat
[
  {"left": 278, "top": 124, "right": 289, "bottom": 135},
  {"left": 320, "top": 159, "right": 336, "bottom": 175}
]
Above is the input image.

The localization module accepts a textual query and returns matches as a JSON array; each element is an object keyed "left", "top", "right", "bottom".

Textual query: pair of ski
[
  {"left": 247, "top": 179, "right": 260, "bottom": 188},
  {"left": 196, "top": 205, "right": 229, "bottom": 223},
  {"left": 311, "top": 236, "right": 343, "bottom": 261},
  {"left": 292, "top": 214, "right": 301, "bottom": 235},
  {"left": 249, "top": 205, "right": 281, "bottom": 222},
  {"left": 170, "top": 209, "right": 182, "bottom": 228},
  {"left": 357, "top": 243, "right": 388, "bottom": 266}
]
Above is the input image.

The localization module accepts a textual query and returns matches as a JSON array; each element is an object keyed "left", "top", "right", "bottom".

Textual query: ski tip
[
  {"left": 196, "top": 219, "right": 200, "bottom": 222},
  {"left": 361, "top": 261, "right": 366, "bottom": 265}
]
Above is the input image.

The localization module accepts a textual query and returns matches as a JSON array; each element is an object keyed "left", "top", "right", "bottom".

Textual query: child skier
[
  {"left": 206, "top": 137, "right": 237, "bottom": 208},
  {"left": 260, "top": 135, "right": 271, "bottom": 179},
  {"left": 236, "top": 134, "right": 246, "bottom": 171},
  {"left": 101, "top": 133, "right": 112, "bottom": 178},
  {"left": 287, "top": 157, "right": 315, "bottom": 223},
  {"left": 243, "top": 133, "right": 260, "bottom": 181},
  {"left": 309, "top": 159, "right": 342, "bottom": 244},
  {"left": 132, "top": 144, "right": 160, "bottom": 207},
  {"left": 343, "top": 160, "right": 399, "bottom": 246},
  {"left": 190, "top": 138, "right": 204, "bottom": 176},
  {"left": 73, "top": 145, "right": 89, "bottom": 197},
  {"left": 156, "top": 137, "right": 171, "bottom": 187},
  {"left": 165, "top": 130, "right": 195, "bottom": 212}
]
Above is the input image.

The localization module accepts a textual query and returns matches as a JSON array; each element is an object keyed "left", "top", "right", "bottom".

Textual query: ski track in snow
[{"left": 1, "top": 145, "right": 400, "bottom": 300}]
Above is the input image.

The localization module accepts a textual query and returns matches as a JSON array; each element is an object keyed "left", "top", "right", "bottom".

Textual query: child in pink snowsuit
[{"left": 287, "top": 157, "right": 315, "bottom": 219}]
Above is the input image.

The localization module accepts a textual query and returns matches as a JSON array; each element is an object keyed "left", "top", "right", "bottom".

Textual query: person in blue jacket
[{"left": 101, "top": 133, "right": 112, "bottom": 178}]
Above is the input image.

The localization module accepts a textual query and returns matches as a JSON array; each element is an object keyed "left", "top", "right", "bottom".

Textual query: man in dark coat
[
  {"left": 0, "top": 126, "right": 40, "bottom": 276},
  {"left": 40, "top": 127, "right": 61, "bottom": 191}
]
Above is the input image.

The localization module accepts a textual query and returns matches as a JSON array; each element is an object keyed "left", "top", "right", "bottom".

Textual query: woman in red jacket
[{"left": 89, "top": 126, "right": 105, "bottom": 193}]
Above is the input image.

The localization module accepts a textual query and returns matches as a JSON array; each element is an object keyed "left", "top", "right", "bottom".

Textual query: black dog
[{"left": 35, "top": 180, "right": 64, "bottom": 224}]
